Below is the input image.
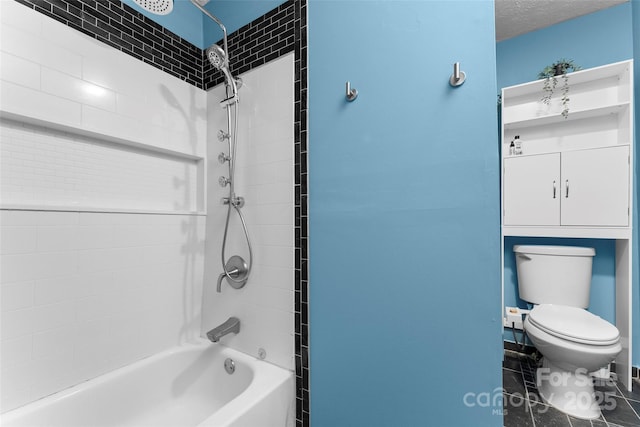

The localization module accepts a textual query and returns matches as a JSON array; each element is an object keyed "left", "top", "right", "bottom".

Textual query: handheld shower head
[
  {"left": 190, "top": 1, "right": 237, "bottom": 96},
  {"left": 206, "top": 44, "right": 227, "bottom": 70},
  {"left": 206, "top": 44, "right": 237, "bottom": 97}
]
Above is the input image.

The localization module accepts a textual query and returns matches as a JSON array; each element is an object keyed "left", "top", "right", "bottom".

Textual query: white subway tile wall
[
  {"left": 1, "top": 119, "right": 199, "bottom": 212},
  {"left": 13, "top": 0, "right": 203, "bottom": 87},
  {"left": 1, "top": 0, "right": 300, "bottom": 417},
  {"left": 203, "top": 53, "right": 295, "bottom": 370},
  {"left": 0, "top": 211, "right": 206, "bottom": 411},
  {"left": 0, "top": 0, "right": 207, "bottom": 159},
  {"left": 0, "top": 2, "right": 207, "bottom": 412}
]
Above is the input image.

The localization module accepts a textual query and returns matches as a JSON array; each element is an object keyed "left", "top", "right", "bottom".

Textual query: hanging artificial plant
[{"left": 537, "top": 59, "right": 581, "bottom": 119}]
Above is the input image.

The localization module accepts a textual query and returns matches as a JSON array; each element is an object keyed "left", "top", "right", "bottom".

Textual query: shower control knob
[
  {"left": 232, "top": 196, "right": 245, "bottom": 208},
  {"left": 218, "top": 176, "right": 230, "bottom": 187},
  {"left": 217, "top": 130, "right": 230, "bottom": 142},
  {"left": 218, "top": 152, "right": 230, "bottom": 164}
]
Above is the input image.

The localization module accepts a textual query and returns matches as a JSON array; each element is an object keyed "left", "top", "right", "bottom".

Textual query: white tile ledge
[
  {"left": 1, "top": 204, "right": 206, "bottom": 216},
  {"left": 0, "top": 111, "right": 204, "bottom": 162}
]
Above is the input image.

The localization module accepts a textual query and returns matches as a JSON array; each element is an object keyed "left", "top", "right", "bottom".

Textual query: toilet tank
[{"left": 513, "top": 245, "right": 595, "bottom": 308}]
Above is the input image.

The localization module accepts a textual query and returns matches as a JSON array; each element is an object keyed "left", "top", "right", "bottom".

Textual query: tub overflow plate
[{"left": 224, "top": 358, "right": 235, "bottom": 374}]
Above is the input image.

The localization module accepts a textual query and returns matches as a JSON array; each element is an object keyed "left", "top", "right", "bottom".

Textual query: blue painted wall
[
  {"left": 200, "top": 0, "right": 285, "bottom": 47},
  {"left": 497, "top": 3, "right": 633, "bottom": 88},
  {"left": 121, "top": 0, "right": 204, "bottom": 47},
  {"left": 497, "top": 2, "right": 639, "bottom": 367},
  {"left": 308, "top": 1, "right": 502, "bottom": 426}
]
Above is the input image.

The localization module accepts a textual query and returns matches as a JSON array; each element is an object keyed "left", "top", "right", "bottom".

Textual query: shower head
[
  {"left": 206, "top": 44, "right": 238, "bottom": 97},
  {"left": 206, "top": 44, "right": 227, "bottom": 70},
  {"left": 132, "top": 0, "right": 173, "bottom": 15},
  {"left": 190, "top": 1, "right": 237, "bottom": 96}
]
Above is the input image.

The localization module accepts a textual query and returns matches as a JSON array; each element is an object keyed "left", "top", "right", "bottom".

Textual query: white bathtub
[{"left": 1, "top": 340, "right": 294, "bottom": 427}]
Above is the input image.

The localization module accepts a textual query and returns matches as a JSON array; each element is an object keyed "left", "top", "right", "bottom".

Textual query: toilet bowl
[
  {"left": 512, "top": 245, "right": 622, "bottom": 419},
  {"left": 524, "top": 304, "right": 621, "bottom": 419}
]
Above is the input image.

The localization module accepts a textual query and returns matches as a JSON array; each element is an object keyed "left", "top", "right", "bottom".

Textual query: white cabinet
[
  {"left": 501, "top": 60, "right": 634, "bottom": 237},
  {"left": 561, "top": 146, "right": 629, "bottom": 226},
  {"left": 504, "top": 153, "right": 559, "bottom": 226},
  {"left": 504, "top": 146, "right": 629, "bottom": 227},
  {"left": 500, "top": 60, "right": 634, "bottom": 390}
]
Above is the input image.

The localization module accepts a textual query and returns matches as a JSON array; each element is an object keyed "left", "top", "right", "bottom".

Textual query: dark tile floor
[{"left": 503, "top": 351, "right": 640, "bottom": 427}]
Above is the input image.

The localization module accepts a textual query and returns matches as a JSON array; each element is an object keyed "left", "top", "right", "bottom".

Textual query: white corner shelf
[
  {"left": 503, "top": 225, "right": 631, "bottom": 239},
  {"left": 503, "top": 102, "right": 630, "bottom": 130},
  {"left": 1, "top": 113, "right": 207, "bottom": 215},
  {"left": 0, "top": 204, "right": 206, "bottom": 216},
  {"left": 502, "top": 60, "right": 632, "bottom": 99}
]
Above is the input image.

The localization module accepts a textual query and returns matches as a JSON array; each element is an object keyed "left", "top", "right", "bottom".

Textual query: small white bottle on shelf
[
  {"left": 514, "top": 135, "right": 522, "bottom": 155},
  {"left": 509, "top": 139, "right": 515, "bottom": 156}
]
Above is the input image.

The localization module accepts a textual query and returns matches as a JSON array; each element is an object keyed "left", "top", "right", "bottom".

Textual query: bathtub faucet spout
[{"left": 207, "top": 317, "right": 240, "bottom": 343}]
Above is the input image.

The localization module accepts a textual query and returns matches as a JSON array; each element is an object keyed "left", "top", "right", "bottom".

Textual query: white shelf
[
  {"left": 503, "top": 226, "right": 631, "bottom": 239},
  {"left": 504, "top": 102, "right": 630, "bottom": 130},
  {"left": 0, "top": 204, "right": 206, "bottom": 216},
  {"left": 0, "top": 111, "right": 205, "bottom": 161},
  {"left": 502, "top": 60, "right": 632, "bottom": 99}
]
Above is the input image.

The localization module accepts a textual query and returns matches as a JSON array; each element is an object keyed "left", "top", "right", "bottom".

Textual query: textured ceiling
[{"left": 495, "top": 0, "right": 629, "bottom": 41}]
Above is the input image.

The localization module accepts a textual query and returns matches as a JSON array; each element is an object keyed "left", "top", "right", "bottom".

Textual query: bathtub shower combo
[{"left": 1, "top": 2, "right": 294, "bottom": 426}]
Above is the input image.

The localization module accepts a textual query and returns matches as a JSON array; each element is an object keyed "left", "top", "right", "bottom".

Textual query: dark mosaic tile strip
[
  {"left": 14, "top": 0, "right": 204, "bottom": 88},
  {"left": 292, "top": 1, "right": 308, "bottom": 426}
]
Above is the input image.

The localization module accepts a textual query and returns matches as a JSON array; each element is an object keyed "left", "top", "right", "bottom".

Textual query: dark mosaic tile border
[
  {"left": 14, "top": 0, "right": 203, "bottom": 87},
  {"left": 19, "top": 0, "right": 309, "bottom": 425},
  {"left": 292, "top": 2, "right": 308, "bottom": 425}
]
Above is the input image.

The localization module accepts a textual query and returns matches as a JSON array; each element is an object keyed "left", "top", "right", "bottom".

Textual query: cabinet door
[
  {"left": 561, "top": 146, "right": 630, "bottom": 226},
  {"left": 503, "top": 153, "right": 560, "bottom": 226}
]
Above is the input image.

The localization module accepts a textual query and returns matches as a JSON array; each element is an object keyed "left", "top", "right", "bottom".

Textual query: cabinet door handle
[
  {"left": 565, "top": 180, "right": 569, "bottom": 198},
  {"left": 553, "top": 180, "right": 556, "bottom": 199}
]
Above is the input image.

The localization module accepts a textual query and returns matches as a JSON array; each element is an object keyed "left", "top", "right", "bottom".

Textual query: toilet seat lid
[{"left": 528, "top": 304, "right": 620, "bottom": 346}]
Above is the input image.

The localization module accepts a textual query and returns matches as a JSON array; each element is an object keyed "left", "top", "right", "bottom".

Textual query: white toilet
[{"left": 513, "top": 245, "right": 621, "bottom": 420}]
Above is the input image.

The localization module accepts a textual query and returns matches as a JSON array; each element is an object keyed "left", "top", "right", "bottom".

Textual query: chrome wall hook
[
  {"left": 449, "top": 62, "right": 466, "bottom": 87},
  {"left": 345, "top": 81, "right": 358, "bottom": 101}
]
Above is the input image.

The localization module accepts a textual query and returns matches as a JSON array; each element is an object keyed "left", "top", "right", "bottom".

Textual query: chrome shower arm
[{"left": 189, "top": 0, "right": 230, "bottom": 69}]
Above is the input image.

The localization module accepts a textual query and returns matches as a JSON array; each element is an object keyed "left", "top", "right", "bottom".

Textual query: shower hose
[{"left": 221, "top": 88, "right": 253, "bottom": 284}]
